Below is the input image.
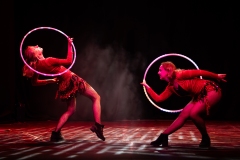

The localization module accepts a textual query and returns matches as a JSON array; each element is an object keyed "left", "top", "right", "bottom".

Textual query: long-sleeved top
[{"left": 146, "top": 69, "right": 220, "bottom": 103}]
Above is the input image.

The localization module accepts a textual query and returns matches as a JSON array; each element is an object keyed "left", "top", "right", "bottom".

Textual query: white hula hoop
[
  {"left": 143, "top": 53, "right": 202, "bottom": 113},
  {"left": 20, "top": 26, "right": 76, "bottom": 77}
]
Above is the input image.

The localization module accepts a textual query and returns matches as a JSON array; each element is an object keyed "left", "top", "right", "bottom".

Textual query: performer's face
[
  {"left": 30, "top": 45, "right": 44, "bottom": 59},
  {"left": 158, "top": 65, "right": 169, "bottom": 81}
]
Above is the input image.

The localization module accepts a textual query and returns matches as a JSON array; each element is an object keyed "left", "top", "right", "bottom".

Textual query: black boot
[
  {"left": 199, "top": 134, "right": 211, "bottom": 148},
  {"left": 90, "top": 122, "right": 105, "bottom": 141},
  {"left": 50, "top": 131, "right": 64, "bottom": 142},
  {"left": 150, "top": 133, "right": 168, "bottom": 147}
]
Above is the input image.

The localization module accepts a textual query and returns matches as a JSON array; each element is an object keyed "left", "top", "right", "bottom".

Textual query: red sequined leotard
[
  {"left": 36, "top": 57, "right": 86, "bottom": 100},
  {"left": 146, "top": 69, "right": 221, "bottom": 115}
]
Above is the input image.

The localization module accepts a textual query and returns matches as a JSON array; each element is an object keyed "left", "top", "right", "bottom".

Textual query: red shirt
[
  {"left": 36, "top": 57, "right": 73, "bottom": 82},
  {"left": 146, "top": 69, "right": 220, "bottom": 103}
]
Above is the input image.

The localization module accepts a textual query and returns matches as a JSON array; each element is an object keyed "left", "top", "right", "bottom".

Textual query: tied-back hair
[
  {"left": 22, "top": 46, "right": 37, "bottom": 78},
  {"left": 161, "top": 61, "right": 177, "bottom": 80}
]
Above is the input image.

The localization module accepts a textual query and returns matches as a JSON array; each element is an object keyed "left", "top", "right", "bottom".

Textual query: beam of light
[
  {"left": 17, "top": 153, "right": 41, "bottom": 160},
  {"left": 115, "top": 142, "right": 134, "bottom": 155},
  {"left": 124, "top": 128, "right": 140, "bottom": 141},
  {"left": 42, "top": 149, "right": 52, "bottom": 152},
  {"left": 178, "top": 132, "right": 184, "bottom": 140},
  {"left": 10, "top": 147, "right": 42, "bottom": 155},
  {"left": 140, "top": 130, "right": 152, "bottom": 141},
  {"left": 137, "top": 144, "right": 147, "bottom": 151},
  {"left": 96, "top": 146, "right": 114, "bottom": 154},
  {"left": 106, "top": 140, "right": 117, "bottom": 144},
  {"left": 54, "top": 144, "right": 72, "bottom": 149},
  {"left": 67, "top": 155, "right": 77, "bottom": 158},
  {"left": 20, "top": 132, "right": 44, "bottom": 141},
  {"left": 77, "top": 143, "right": 101, "bottom": 154},
  {"left": 114, "top": 128, "right": 136, "bottom": 142},
  {"left": 53, "top": 143, "right": 86, "bottom": 155},
  {"left": 1, "top": 136, "right": 20, "bottom": 142},
  {"left": 190, "top": 131, "right": 197, "bottom": 141}
]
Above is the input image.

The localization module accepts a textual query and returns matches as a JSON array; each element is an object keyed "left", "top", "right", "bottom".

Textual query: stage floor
[{"left": 0, "top": 120, "right": 240, "bottom": 160}]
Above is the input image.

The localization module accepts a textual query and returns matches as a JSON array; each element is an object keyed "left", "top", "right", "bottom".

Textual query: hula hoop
[
  {"left": 143, "top": 53, "right": 202, "bottom": 113},
  {"left": 20, "top": 27, "right": 76, "bottom": 77}
]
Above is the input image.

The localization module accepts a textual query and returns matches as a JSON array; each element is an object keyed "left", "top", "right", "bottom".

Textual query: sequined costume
[
  {"left": 36, "top": 57, "right": 86, "bottom": 100},
  {"left": 146, "top": 69, "right": 221, "bottom": 115}
]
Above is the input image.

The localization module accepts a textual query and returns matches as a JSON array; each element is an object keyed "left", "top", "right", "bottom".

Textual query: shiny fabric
[
  {"left": 35, "top": 57, "right": 86, "bottom": 100},
  {"left": 55, "top": 74, "right": 86, "bottom": 100},
  {"left": 146, "top": 69, "right": 222, "bottom": 114},
  {"left": 193, "top": 81, "right": 220, "bottom": 115}
]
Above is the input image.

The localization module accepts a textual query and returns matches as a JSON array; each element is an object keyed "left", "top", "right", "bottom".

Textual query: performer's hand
[
  {"left": 52, "top": 78, "right": 59, "bottom": 84},
  {"left": 140, "top": 80, "right": 150, "bottom": 89},
  {"left": 67, "top": 37, "right": 73, "bottom": 43},
  {"left": 218, "top": 74, "right": 227, "bottom": 82}
]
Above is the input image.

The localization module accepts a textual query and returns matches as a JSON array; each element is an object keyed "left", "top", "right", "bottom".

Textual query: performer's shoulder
[{"left": 175, "top": 69, "right": 184, "bottom": 75}]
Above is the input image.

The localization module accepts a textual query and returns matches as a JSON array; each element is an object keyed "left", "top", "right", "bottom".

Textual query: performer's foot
[
  {"left": 50, "top": 131, "right": 65, "bottom": 142},
  {"left": 199, "top": 134, "right": 211, "bottom": 148},
  {"left": 150, "top": 133, "right": 168, "bottom": 147},
  {"left": 90, "top": 122, "right": 105, "bottom": 141}
]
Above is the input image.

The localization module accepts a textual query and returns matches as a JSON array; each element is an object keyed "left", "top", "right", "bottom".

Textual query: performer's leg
[
  {"left": 82, "top": 82, "right": 105, "bottom": 141},
  {"left": 55, "top": 97, "right": 76, "bottom": 132},
  {"left": 190, "top": 90, "right": 222, "bottom": 147},
  {"left": 50, "top": 97, "right": 76, "bottom": 142},
  {"left": 150, "top": 101, "right": 194, "bottom": 146},
  {"left": 163, "top": 101, "right": 195, "bottom": 134},
  {"left": 82, "top": 82, "right": 101, "bottom": 124}
]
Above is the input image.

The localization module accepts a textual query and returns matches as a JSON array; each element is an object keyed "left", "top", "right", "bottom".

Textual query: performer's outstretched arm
[
  {"left": 176, "top": 69, "right": 227, "bottom": 82},
  {"left": 46, "top": 37, "right": 73, "bottom": 66},
  {"left": 141, "top": 81, "right": 172, "bottom": 103},
  {"left": 31, "top": 73, "right": 57, "bottom": 86}
]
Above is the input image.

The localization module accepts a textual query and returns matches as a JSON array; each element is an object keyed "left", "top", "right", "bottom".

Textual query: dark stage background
[{"left": 1, "top": 1, "right": 239, "bottom": 123}]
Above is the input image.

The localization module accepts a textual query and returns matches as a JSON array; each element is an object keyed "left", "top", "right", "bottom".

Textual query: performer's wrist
[
  {"left": 145, "top": 85, "right": 150, "bottom": 90},
  {"left": 46, "top": 79, "right": 53, "bottom": 83}
]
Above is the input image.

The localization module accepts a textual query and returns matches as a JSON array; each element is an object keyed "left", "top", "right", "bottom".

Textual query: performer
[
  {"left": 22, "top": 37, "right": 105, "bottom": 142},
  {"left": 141, "top": 61, "right": 226, "bottom": 148}
]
